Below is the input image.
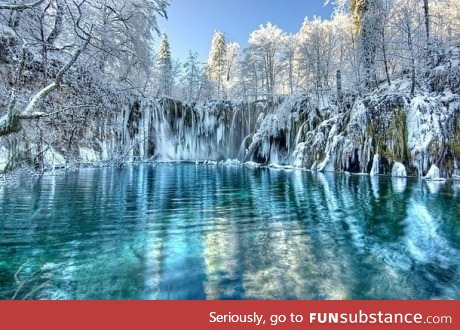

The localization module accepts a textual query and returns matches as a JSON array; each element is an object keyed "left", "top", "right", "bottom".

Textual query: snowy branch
[
  {"left": 19, "top": 104, "right": 96, "bottom": 120},
  {"left": 0, "top": 0, "right": 45, "bottom": 10},
  {"left": 0, "top": 37, "right": 91, "bottom": 138},
  {"left": 23, "top": 37, "right": 91, "bottom": 115}
]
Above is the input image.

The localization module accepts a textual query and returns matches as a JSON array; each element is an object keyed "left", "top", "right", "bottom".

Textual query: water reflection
[
  {"left": 425, "top": 180, "right": 446, "bottom": 194},
  {"left": 391, "top": 178, "right": 407, "bottom": 194},
  {"left": 0, "top": 164, "right": 459, "bottom": 300}
]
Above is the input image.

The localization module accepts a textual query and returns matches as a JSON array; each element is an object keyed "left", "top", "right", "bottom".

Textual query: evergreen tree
[
  {"left": 182, "top": 51, "right": 201, "bottom": 102},
  {"left": 157, "top": 33, "right": 172, "bottom": 96}
]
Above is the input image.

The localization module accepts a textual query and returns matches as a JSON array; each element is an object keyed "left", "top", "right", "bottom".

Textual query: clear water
[{"left": 1, "top": 164, "right": 459, "bottom": 300}]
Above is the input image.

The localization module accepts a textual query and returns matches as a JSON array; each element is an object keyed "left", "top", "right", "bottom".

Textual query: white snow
[{"left": 79, "top": 147, "right": 99, "bottom": 163}]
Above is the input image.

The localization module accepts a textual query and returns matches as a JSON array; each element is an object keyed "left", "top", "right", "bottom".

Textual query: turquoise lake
[{"left": 1, "top": 164, "right": 459, "bottom": 299}]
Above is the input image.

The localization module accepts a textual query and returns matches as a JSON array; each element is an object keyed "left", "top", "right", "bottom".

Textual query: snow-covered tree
[
  {"left": 297, "top": 17, "right": 337, "bottom": 92},
  {"left": 430, "top": 0, "right": 460, "bottom": 44},
  {"left": 0, "top": 0, "right": 169, "bottom": 138},
  {"left": 198, "top": 64, "right": 214, "bottom": 101},
  {"left": 248, "top": 22, "right": 286, "bottom": 99},
  {"left": 330, "top": 9, "right": 358, "bottom": 88},
  {"left": 239, "top": 48, "right": 263, "bottom": 101},
  {"left": 206, "top": 30, "right": 227, "bottom": 98},
  {"left": 423, "top": 0, "right": 430, "bottom": 41},
  {"left": 180, "top": 51, "right": 201, "bottom": 102},
  {"left": 156, "top": 33, "right": 172, "bottom": 96},
  {"left": 224, "top": 42, "right": 241, "bottom": 99},
  {"left": 351, "top": 0, "right": 383, "bottom": 89},
  {"left": 374, "top": 0, "right": 394, "bottom": 86},
  {"left": 279, "top": 34, "right": 298, "bottom": 95}
]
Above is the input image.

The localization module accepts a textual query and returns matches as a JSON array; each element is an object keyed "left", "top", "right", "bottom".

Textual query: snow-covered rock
[
  {"left": 219, "top": 159, "right": 241, "bottom": 166},
  {"left": 244, "top": 161, "right": 262, "bottom": 169},
  {"left": 392, "top": 162, "right": 407, "bottom": 177},
  {"left": 424, "top": 165, "right": 444, "bottom": 181}
]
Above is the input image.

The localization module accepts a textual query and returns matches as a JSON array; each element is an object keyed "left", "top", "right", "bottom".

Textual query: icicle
[{"left": 370, "top": 154, "right": 380, "bottom": 176}]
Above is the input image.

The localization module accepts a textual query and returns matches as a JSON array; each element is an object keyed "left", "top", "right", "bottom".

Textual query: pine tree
[
  {"left": 207, "top": 31, "right": 227, "bottom": 98},
  {"left": 182, "top": 51, "right": 201, "bottom": 102},
  {"left": 157, "top": 33, "right": 172, "bottom": 96},
  {"left": 423, "top": 0, "right": 430, "bottom": 41}
]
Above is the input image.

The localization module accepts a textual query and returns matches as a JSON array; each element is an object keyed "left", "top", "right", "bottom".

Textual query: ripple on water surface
[{"left": 0, "top": 164, "right": 459, "bottom": 300}]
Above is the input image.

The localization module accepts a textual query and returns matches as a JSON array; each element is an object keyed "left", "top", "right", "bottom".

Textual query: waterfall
[
  {"left": 4, "top": 89, "right": 458, "bottom": 177},
  {"left": 119, "top": 98, "right": 266, "bottom": 162},
  {"left": 93, "top": 93, "right": 459, "bottom": 178}
]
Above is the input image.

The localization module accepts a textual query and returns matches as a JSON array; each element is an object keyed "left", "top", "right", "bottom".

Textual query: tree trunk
[
  {"left": 382, "top": 38, "right": 391, "bottom": 86},
  {"left": 0, "top": 92, "right": 22, "bottom": 137},
  {"left": 406, "top": 22, "right": 416, "bottom": 96},
  {"left": 336, "top": 70, "right": 343, "bottom": 105},
  {"left": 46, "top": 0, "right": 64, "bottom": 46},
  {"left": 423, "top": 0, "right": 430, "bottom": 41}
]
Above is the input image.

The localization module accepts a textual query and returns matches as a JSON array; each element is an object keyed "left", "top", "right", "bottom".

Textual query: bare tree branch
[{"left": 46, "top": 0, "right": 64, "bottom": 45}]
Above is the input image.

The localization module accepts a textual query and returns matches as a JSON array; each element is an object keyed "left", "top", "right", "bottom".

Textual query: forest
[{"left": 0, "top": 0, "right": 459, "bottom": 179}]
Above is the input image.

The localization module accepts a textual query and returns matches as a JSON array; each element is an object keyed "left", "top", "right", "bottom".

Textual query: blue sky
[{"left": 157, "top": 0, "right": 334, "bottom": 63}]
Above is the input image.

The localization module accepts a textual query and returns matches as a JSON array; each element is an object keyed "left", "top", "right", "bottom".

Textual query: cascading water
[
  {"left": 123, "top": 98, "right": 267, "bottom": 162},
  {"left": 3, "top": 74, "right": 458, "bottom": 179}
]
